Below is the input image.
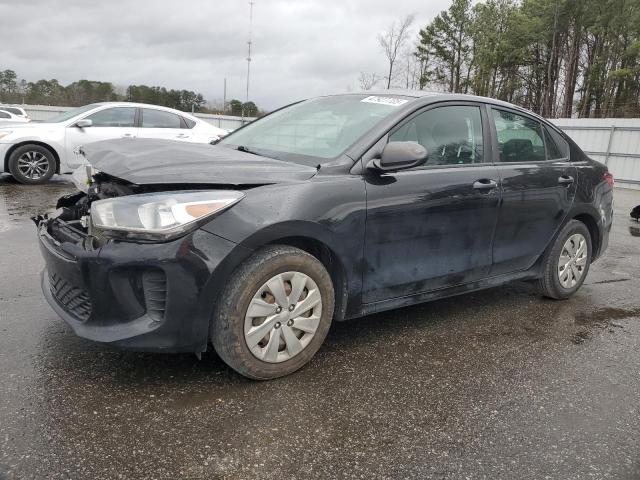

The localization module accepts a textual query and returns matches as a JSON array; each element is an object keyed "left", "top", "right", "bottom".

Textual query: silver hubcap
[
  {"left": 17, "top": 151, "right": 50, "bottom": 179},
  {"left": 244, "top": 271, "right": 322, "bottom": 363},
  {"left": 557, "top": 233, "right": 588, "bottom": 288}
]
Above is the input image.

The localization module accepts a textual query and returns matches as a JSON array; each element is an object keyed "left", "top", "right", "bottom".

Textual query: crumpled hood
[{"left": 81, "top": 138, "right": 318, "bottom": 185}]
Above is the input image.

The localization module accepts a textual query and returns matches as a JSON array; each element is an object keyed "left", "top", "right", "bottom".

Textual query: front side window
[
  {"left": 142, "top": 109, "right": 182, "bottom": 128},
  {"left": 219, "top": 94, "right": 412, "bottom": 166},
  {"left": 3, "top": 107, "right": 21, "bottom": 115},
  {"left": 0, "top": 111, "right": 10, "bottom": 119},
  {"left": 492, "top": 109, "right": 546, "bottom": 162},
  {"left": 85, "top": 107, "right": 136, "bottom": 127},
  {"left": 389, "top": 105, "right": 484, "bottom": 165}
]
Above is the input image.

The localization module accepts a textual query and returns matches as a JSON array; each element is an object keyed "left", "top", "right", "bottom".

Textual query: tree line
[
  {"left": 372, "top": 0, "right": 640, "bottom": 118},
  {"left": 0, "top": 69, "right": 259, "bottom": 116}
]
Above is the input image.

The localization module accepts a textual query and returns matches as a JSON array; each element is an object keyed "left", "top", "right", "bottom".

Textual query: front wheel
[
  {"left": 537, "top": 219, "right": 592, "bottom": 299},
  {"left": 211, "top": 245, "right": 335, "bottom": 380},
  {"left": 8, "top": 144, "right": 56, "bottom": 184}
]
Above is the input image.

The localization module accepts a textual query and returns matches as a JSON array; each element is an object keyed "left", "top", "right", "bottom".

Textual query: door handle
[
  {"left": 473, "top": 179, "right": 498, "bottom": 190},
  {"left": 176, "top": 133, "right": 189, "bottom": 139},
  {"left": 121, "top": 133, "right": 135, "bottom": 138},
  {"left": 558, "top": 175, "right": 574, "bottom": 185}
]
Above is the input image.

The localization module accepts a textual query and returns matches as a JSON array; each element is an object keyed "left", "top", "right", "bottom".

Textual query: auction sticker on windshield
[{"left": 360, "top": 96, "right": 408, "bottom": 106}]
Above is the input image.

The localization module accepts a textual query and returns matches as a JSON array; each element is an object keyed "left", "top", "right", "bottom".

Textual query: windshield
[
  {"left": 219, "top": 94, "right": 411, "bottom": 165},
  {"left": 44, "top": 104, "right": 102, "bottom": 123}
]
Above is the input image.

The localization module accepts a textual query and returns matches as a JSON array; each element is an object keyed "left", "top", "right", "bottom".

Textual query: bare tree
[
  {"left": 378, "top": 14, "right": 415, "bottom": 89},
  {"left": 358, "top": 72, "right": 380, "bottom": 90},
  {"left": 399, "top": 47, "right": 422, "bottom": 90}
]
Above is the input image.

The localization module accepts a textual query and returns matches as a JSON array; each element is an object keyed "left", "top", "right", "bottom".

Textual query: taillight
[{"left": 603, "top": 172, "right": 614, "bottom": 187}]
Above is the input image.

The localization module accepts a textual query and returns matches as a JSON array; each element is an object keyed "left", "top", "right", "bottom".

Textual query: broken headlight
[{"left": 90, "top": 190, "right": 244, "bottom": 241}]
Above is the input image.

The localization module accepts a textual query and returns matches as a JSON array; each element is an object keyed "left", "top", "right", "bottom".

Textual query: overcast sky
[{"left": 0, "top": 0, "right": 451, "bottom": 110}]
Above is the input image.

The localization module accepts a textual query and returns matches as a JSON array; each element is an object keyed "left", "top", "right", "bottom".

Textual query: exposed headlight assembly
[{"left": 90, "top": 190, "right": 244, "bottom": 241}]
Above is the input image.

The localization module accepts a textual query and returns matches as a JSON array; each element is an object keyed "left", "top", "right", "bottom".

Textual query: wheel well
[
  {"left": 268, "top": 236, "right": 349, "bottom": 321},
  {"left": 5, "top": 141, "right": 61, "bottom": 174},
  {"left": 573, "top": 213, "right": 600, "bottom": 258}
]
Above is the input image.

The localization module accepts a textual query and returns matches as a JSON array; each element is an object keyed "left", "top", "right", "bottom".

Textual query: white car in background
[
  {"left": 0, "top": 102, "right": 228, "bottom": 184},
  {"left": 0, "top": 106, "right": 30, "bottom": 120},
  {"left": 0, "top": 109, "right": 30, "bottom": 124}
]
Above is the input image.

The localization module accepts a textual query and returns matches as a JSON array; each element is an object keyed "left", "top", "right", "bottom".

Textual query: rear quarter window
[{"left": 544, "top": 125, "right": 570, "bottom": 159}]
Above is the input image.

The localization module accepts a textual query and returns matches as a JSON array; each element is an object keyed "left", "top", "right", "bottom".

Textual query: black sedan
[{"left": 35, "top": 92, "right": 614, "bottom": 379}]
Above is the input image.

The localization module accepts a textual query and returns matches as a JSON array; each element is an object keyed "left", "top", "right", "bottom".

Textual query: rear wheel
[
  {"left": 8, "top": 144, "right": 56, "bottom": 184},
  {"left": 537, "top": 219, "right": 592, "bottom": 299},
  {"left": 211, "top": 245, "right": 335, "bottom": 380}
]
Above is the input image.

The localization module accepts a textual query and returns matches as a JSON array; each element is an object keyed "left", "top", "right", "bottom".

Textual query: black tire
[
  {"left": 8, "top": 144, "right": 56, "bottom": 185},
  {"left": 211, "top": 245, "right": 335, "bottom": 380},
  {"left": 537, "top": 219, "right": 592, "bottom": 299}
]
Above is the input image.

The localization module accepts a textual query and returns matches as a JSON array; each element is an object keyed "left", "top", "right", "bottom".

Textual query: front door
[
  {"left": 363, "top": 103, "right": 501, "bottom": 304},
  {"left": 64, "top": 106, "right": 138, "bottom": 170},
  {"left": 488, "top": 107, "right": 577, "bottom": 275}
]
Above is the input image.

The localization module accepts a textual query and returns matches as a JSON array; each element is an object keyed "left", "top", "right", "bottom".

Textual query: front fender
[{"left": 199, "top": 177, "right": 367, "bottom": 318}]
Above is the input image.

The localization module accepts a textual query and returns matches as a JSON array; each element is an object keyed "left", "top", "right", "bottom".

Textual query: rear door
[
  {"left": 138, "top": 108, "right": 192, "bottom": 142},
  {"left": 362, "top": 103, "right": 501, "bottom": 303},
  {"left": 488, "top": 107, "right": 577, "bottom": 275}
]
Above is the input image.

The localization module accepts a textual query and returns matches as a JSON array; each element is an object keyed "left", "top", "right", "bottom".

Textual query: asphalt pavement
[{"left": 1, "top": 174, "right": 639, "bottom": 479}]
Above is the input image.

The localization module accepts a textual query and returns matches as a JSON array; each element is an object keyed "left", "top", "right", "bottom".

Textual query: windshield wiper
[{"left": 236, "top": 145, "right": 260, "bottom": 155}]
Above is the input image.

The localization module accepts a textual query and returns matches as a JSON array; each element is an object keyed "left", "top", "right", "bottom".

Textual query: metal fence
[
  {"left": 550, "top": 118, "right": 640, "bottom": 190},
  {"left": 14, "top": 104, "right": 255, "bottom": 131}
]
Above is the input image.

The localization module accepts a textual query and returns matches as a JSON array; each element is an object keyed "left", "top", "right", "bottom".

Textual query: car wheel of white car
[{"left": 8, "top": 144, "right": 56, "bottom": 185}]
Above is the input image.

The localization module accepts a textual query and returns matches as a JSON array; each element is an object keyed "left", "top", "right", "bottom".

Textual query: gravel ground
[{"left": 1, "top": 174, "right": 639, "bottom": 480}]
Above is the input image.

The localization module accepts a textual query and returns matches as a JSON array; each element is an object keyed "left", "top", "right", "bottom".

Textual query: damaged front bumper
[{"left": 36, "top": 215, "right": 245, "bottom": 353}]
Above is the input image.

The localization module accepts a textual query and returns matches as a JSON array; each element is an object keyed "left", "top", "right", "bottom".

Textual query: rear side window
[
  {"left": 86, "top": 107, "right": 136, "bottom": 127},
  {"left": 0, "top": 111, "right": 10, "bottom": 119},
  {"left": 492, "top": 109, "right": 546, "bottom": 162},
  {"left": 142, "top": 109, "right": 182, "bottom": 128},
  {"left": 389, "top": 105, "right": 484, "bottom": 165}
]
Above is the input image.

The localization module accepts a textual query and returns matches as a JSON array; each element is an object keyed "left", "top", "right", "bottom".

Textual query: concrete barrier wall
[{"left": 13, "top": 104, "right": 256, "bottom": 130}]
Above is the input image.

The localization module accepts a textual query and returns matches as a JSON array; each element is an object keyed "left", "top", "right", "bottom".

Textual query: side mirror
[
  {"left": 75, "top": 119, "right": 93, "bottom": 128},
  {"left": 366, "top": 141, "right": 428, "bottom": 172}
]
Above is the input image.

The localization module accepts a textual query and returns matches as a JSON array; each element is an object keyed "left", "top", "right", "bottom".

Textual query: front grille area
[
  {"left": 142, "top": 269, "right": 167, "bottom": 322},
  {"left": 49, "top": 272, "right": 92, "bottom": 322},
  {"left": 49, "top": 218, "right": 86, "bottom": 244}
]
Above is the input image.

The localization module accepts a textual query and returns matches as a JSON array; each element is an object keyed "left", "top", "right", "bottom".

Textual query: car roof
[
  {"left": 90, "top": 102, "right": 198, "bottom": 117},
  {"left": 332, "top": 90, "right": 547, "bottom": 121}
]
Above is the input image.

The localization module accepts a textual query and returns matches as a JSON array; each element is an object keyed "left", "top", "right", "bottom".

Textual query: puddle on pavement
[
  {"left": 571, "top": 306, "right": 640, "bottom": 344},
  {"left": 0, "top": 177, "right": 75, "bottom": 227}
]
